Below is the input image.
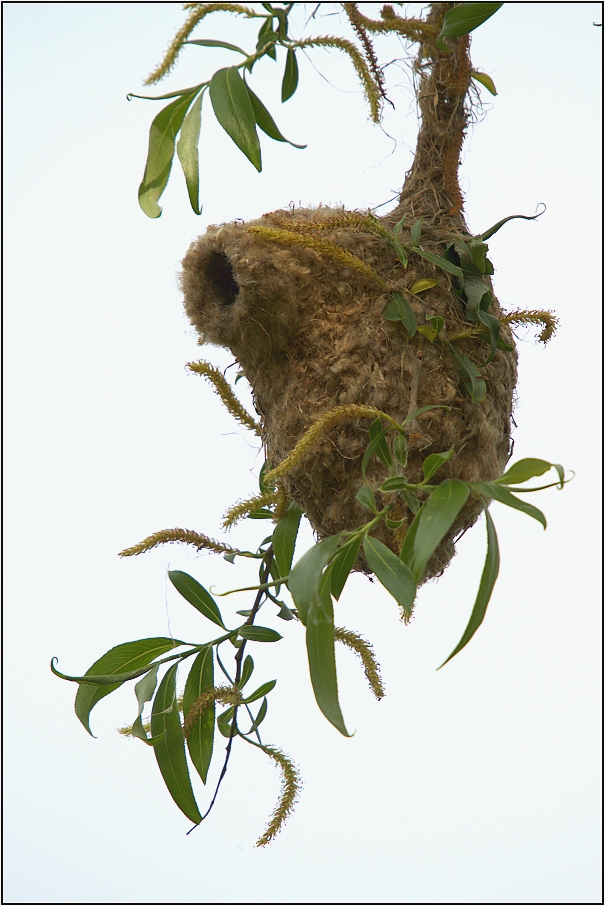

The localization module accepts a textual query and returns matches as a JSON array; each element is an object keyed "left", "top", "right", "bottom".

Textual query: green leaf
[
  {"left": 273, "top": 500, "right": 303, "bottom": 579},
  {"left": 410, "top": 479, "right": 470, "bottom": 582},
  {"left": 361, "top": 424, "right": 390, "bottom": 479},
  {"left": 393, "top": 433, "right": 408, "bottom": 468},
  {"left": 289, "top": 534, "right": 343, "bottom": 625},
  {"left": 51, "top": 661, "right": 161, "bottom": 686},
  {"left": 363, "top": 536, "right": 416, "bottom": 619},
  {"left": 169, "top": 571, "right": 226, "bottom": 629},
  {"left": 329, "top": 535, "right": 362, "bottom": 601},
  {"left": 369, "top": 417, "right": 393, "bottom": 469},
  {"left": 356, "top": 483, "right": 378, "bottom": 514},
  {"left": 209, "top": 67, "right": 261, "bottom": 171},
  {"left": 438, "top": 507, "right": 500, "bottom": 667},
  {"left": 471, "top": 70, "right": 497, "bottom": 95},
  {"left": 437, "top": 2, "right": 503, "bottom": 51},
  {"left": 480, "top": 206, "right": 545, "bottom": 241},
  {"left": 401, "top": 488, "right": 421, "bottom": 515},
  {"left": 446, "top": 345, "right": 486, "bottom": 402},
  {"left": 72, "top": 638, "right": 183, "bottom": 736},
  {"left": 380, "top": 476, "right": 409, "bottom": 492},
  {"left": 130, "top": 663, "right": 161, "bottom": 743},
  {"left": 412, "top": 247, "right": 463, "bottom": 277},
  {"left": 247, "top": 509, "right": 274, "bottom": 519},
  {"left": 182, "top": 647, "right": 214, "bottom": 784},
  {"left": 306, "top": 575, "right": 351, "bottom": 736},
  {"left": 408, "top": 278, "right": 438, "bottom": 295},
  {"left": 276, "top": 602, "right": 296, "bottom": 621},
  {"left": 476, "top": 309, "right": 501, "bottom": 364},
  {"left": 399, "top": 506, "right": 423, "bottom": 568},
  {"left": 247, "top": 697, "right": 268, "bottom": 733},
  {"left": 176, "top": 91, "right": 204, "bottom": 215},
  {"left": 469, "top": 482, "right": 547, "bottom": 528},
  {"left": 469, "top": 237, "right": 489, "bottom": 274},
  {"left": 401, "top": 404, "right": 451, "bottom": 425},
  {"left": 422, "top": 449, "right": 454, "bottom": 483},
  {"left": 463, "top": 275, "right": 491, "bottom": 315},
  {"left": 238, "top": 625, "right": 283, "bottom": 642},
  {"left": 410, "top": 219, "right": 423, "bottom": 246},
  {"left": 282, "top": 48, "right": 299, "bottom": 101},
  {"left": 256, "top": 27, "right": 279, "bottom": 59},
  {"left": 185, "top": 38, "right": 247, "bottom": 55},
  {"left": 138, "top": 88, "right": 201, "bottom": 218},
  {"left": 495, "top": 458, "right": 553, "bottom": 485},
  {"left": 217, "top": 708, "right": 235, "bottom": 737},
  {"left": 239, "top": 654, "right": 255, "bottom": 688},
  {"left": 246, "top": 84, "right": 306, "bottom": 148},
  {"left": 391, "top": 239, "right": 409, "bottom": 267},
  {"left": 393, "top": 214, "right": 406, "bottom": 235},
  {"left": 382, "top": 292, "right": 417, "bottom": 336},
  {"left": 151, "top": 663, "right": 202, "bottom": 825},
  {"left": 242, "top": 679, "right": 277, "bottom": 704},
  {"left": 416, "top": 315, "right": 444, "bottom": 342}
]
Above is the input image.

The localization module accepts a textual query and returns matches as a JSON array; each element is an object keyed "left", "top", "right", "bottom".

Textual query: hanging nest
[{"left": 179, "top": 6, "right": 518, "bottom": 582}]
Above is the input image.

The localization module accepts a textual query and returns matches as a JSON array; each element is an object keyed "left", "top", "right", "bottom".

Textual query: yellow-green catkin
[
  {"left": 267, "top": 211, "right": 376, "bottom": 236},
  {"left": 144, "top": 3, "right": 257, "bottom": 84},
  {"left": 182, "top": 686, "right": 243, "bottom": 738},
  {"left": 222, "top": 490, "right": 278, "bottom": 529},
  {"left": 500, "top": 309, "right": 558, "bottom": 344},
  {"left": 255, "top": 747, "right": 302, "bottom": 847},
  {"left": 335, "top": 626, "right": 385, "bottom": 700},
  {"left": 248, "top": 226, "right": 385, "bottom": 287},
  {"left": 187, "top": 360, "right": 261, "bottom": 434},
  {"left": 119, "top": 528, "right": 235, "bottom": 558},
  {"left": 263, "top": 404, "right": 398, "bottom": 485}
]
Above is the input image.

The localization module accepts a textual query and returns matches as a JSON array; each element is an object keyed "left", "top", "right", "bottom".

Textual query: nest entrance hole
[{"left": 206, "top": 251, "right": 239, "bottom": 306}]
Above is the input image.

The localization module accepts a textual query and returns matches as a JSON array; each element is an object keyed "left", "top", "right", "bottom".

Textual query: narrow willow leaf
[
  {"left": 416, "top": 315, "right": 444, "bottom": 342},
  {"left": 238, "top": 625, "right": 283, "bottom": 642},
  {"left": 391, "top": 239, "right": 409, "bottom": 267},
  {"left": 169, "top": 571, "right": 226, "bottom": 629},
  {"left": 369, "top": 418, "right": 393, "bottom": 469},
  {"left": 248, "top": 697, "right": 268, "bottom": 733},
  {"left": 239, "top": 655, "right": 255, "bottom": 689},
  {"left": 330, "top": 535, "right": 362, "bottom": 601},
  {"left": 273, "top": 501, "right": 302, "bottom": 579},
  {"left": 73, "top": 638, "right": 183, "bottom": 736},
  {"left": 471, "top": 70, "right": 498, "bottom": 95},
  {"left": 470, "top": 482, "right": 547, "bottom": 528},
  {"left": 289, "top": 534, "right": 343, "bottom": 625},
  {"left": 51, "top": 661, "right": 160, "bottom": 686},
  {"left": 185, "top": 38, "right": 247, "bottom": 55},
  {"left": 276, "top": 602, "right": 296, "bottom": 620},
  {"left": 438, "top": 507, "right": 500, "bottom": 667},
  {"left": 151, "top": 663, "right": 202, "bottom": 825},
  {"left": 362, "top": 419, "right": 391, "bottom": 478},
  {"left": 282, "top": 48, "right": 299, "bottom": 101},
  {"left": 402, "top": 488, "right": 421, "bottom": 515},
  {"left": 495, "top": 458, "right": 553, "bottom": 485},
  {"left": 356, "top": 484, "right": 378, "bottom": 514},
  {"left": 393, "top": 433, "right": 408, "bottom": 467},
  {"left": 182, "top": 647, "right": 214, "bottom": 784},
  {"left": 130, "top": 663, "right": 161, "bottom": 742},
  {"left": 463, "top": 275, "right": 491, "bottom": 314},
  {"left": 256, "top": 27, "right": 279, "bottom": 59},
  {"left": 209, "top": 67, "right": 261, "bottom": 171},
  {"left": 138, "top": 88, "right": 201, "bottom": 218},
  {"left": 480, "top": 206, "right": 545, "bottom": 241},
  {"left": 410, "top": 219, "right": 423, "bottom": 246},
  {"left": 247, "top": 84, "right": 306, "bottom": 148},
  {"left": 469, "top": 238, "right": 488, "bottom": 274},
  {"left": 243, "top": 679, "right": 277, "bottom": 704},
  {"left": 476, "top": 309, "right": 501, "bottom": 364},
  {"left": 437, "top": 2, "right": 503, "bottom": 50},
  {"left": 363, "top": 536, "right": 416, "bottom": 618},
  {"left": 401, "top": 404, "right": 450, "bottom": 425},
  {"left": 306, "top": 576, "right": 351, "bottom": 736},
  {"left": 393, "top": 214, "right": 406, "bottom": 235},
  {"left": 399, "top": 506, "right": 422, "bottom": 568},
  {"left": 408, "top": 278, "right": 438, "bottom": 295},
  {"left": 411, "top": 480, "right": 470, "bottom": 582},
  {"left": 382, "top": 291, "right": 417, "bottom": 336},
  {"left": 412, "top": 247, "right": 463, "bottom": 277},
  {"left": 176, "top": 91, "right": 203, "bottom": 215},
  {"left": 446, "top": 345, "right": 486, "bottom": 402},
  {"left": 422, "top": 449, "right": 454, "bottom": 483}
]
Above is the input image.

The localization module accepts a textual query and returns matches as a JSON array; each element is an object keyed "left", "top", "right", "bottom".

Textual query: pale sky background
[{"left": 4, "top": 3, "right": 602, "bottom": 904}]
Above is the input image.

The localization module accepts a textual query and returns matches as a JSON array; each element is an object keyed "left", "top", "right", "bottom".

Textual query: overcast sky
[{"left": 4, "top": 3, "right": 602, "bottom": 904}]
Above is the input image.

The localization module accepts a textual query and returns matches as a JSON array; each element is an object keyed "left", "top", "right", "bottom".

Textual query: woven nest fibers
[{"left": 180, "top": 205, "right": 517, "bottom": 582}]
